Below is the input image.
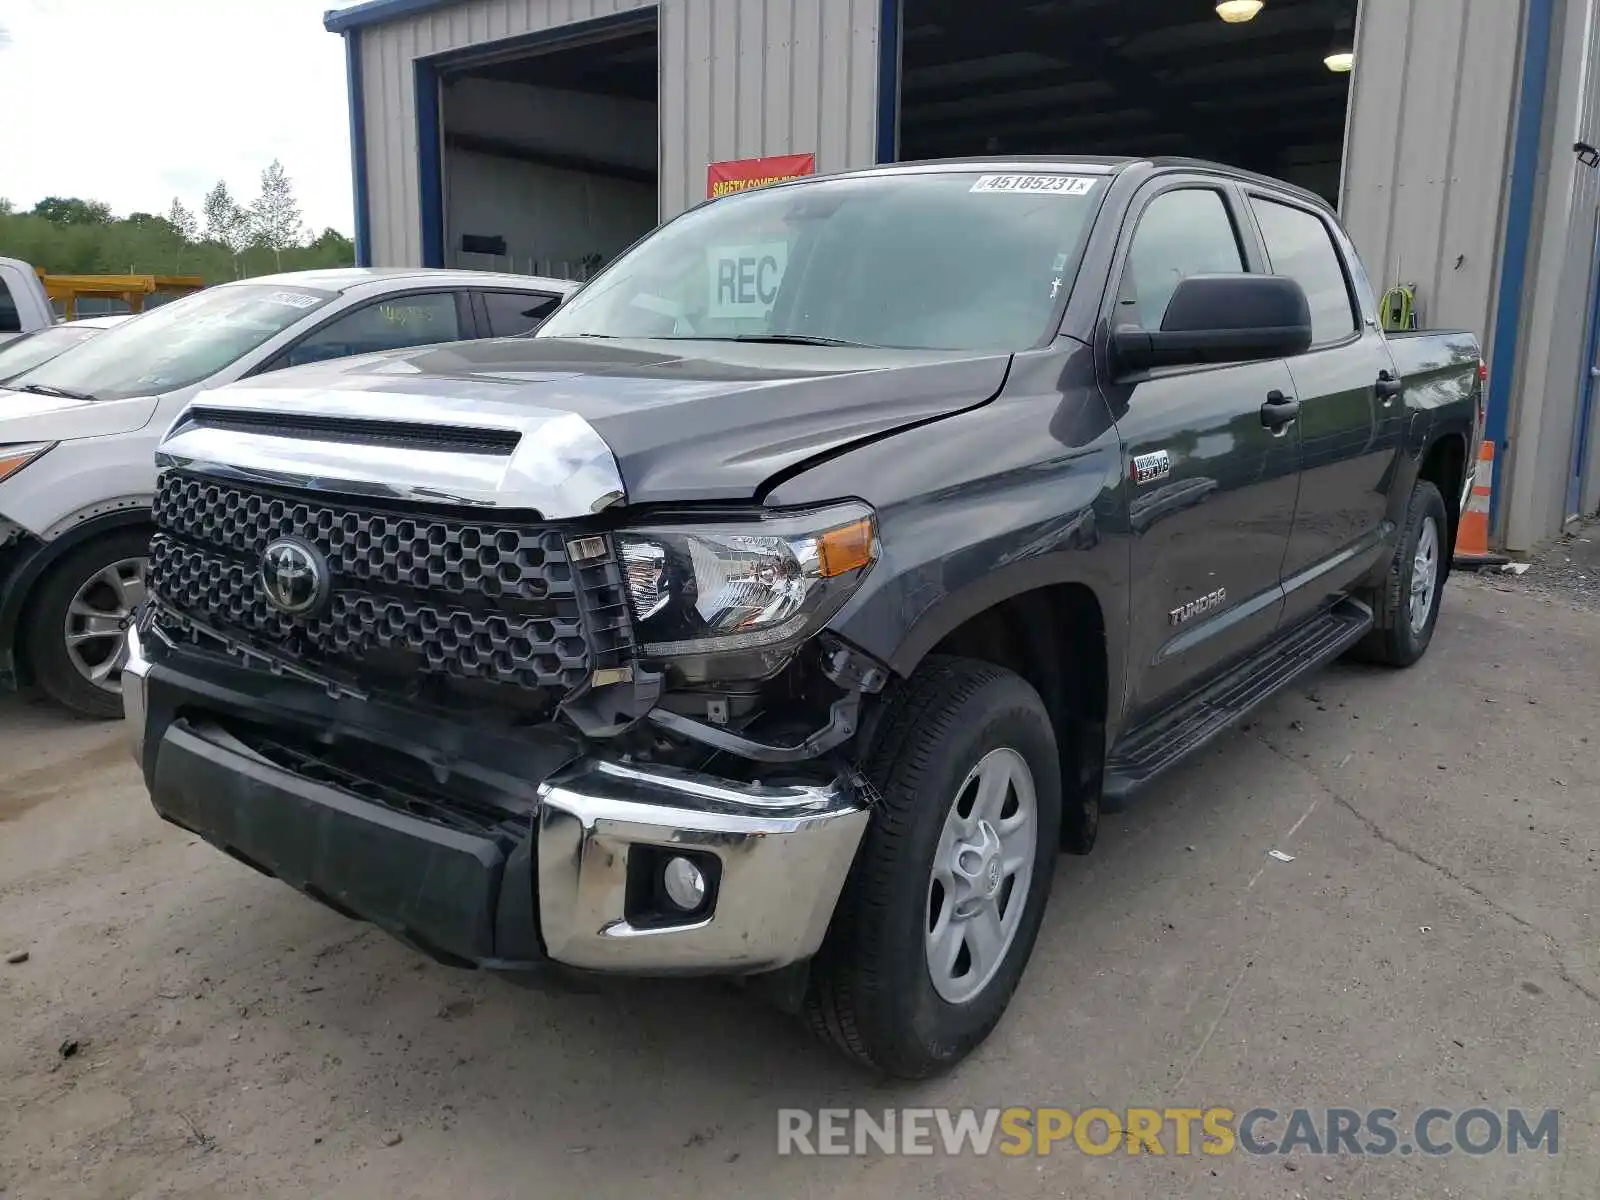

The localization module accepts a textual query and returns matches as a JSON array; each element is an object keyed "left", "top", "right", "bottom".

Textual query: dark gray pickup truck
[{"left": 124, "top": 156, "right": 1482, "bottom": 1078}]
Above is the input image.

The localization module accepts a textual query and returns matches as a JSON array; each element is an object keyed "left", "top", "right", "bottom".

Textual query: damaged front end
[{"left": 126, "top": 399, "right": 886, "bottom": 977}]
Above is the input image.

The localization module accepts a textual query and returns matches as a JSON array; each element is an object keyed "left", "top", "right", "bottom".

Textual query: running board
[{"left": 1103, "top": 598, "right": 1374, "bottom": 803}]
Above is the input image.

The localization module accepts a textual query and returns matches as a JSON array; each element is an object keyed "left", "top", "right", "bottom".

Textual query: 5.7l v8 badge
[{"left": 1131, "top": 450, "right": 1172, "bottom": 485}]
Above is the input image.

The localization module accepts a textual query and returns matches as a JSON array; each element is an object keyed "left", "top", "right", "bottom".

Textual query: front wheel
[
  {"left": 23, "top": 528, "right": 151, "bottom": 719},
  {"left": 804, "top": 656, "right": 1062, "bottom": 1078},
  {"left": 1354, "top": 480, "right": 1448, "bottom": 667}
]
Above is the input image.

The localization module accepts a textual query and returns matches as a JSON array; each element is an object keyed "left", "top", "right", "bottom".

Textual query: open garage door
[
  {"left": 897, "top": 0, "right": 1357, "bottom": 205},
  {"left": 434, "top": 13, "right": 658, "bottom": 281}
]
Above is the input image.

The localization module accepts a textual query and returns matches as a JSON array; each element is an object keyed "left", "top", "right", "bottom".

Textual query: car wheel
[
  {"left": 24, "top": 528, "right": 151, "bottom": 719},
  {"left": 803, "top": 656, "right": 1062, "bottom": 1078},
  {"left": 1353, "top": 480, "right": 1447, "bottom": 668}
]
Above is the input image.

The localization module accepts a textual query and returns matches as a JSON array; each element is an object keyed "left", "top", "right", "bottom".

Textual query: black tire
[
  {"left": 1353, "top": 480, "right": 1448, "bottom": 668},
  {"left": 23, "top": 527, "right": 151, "bottom": 719},
  {"left": 803, "top": 656, "right": 1062, "bottom": 1078}
]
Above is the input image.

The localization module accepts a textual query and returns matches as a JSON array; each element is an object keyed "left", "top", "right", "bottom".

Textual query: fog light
[{"left": 662, "top": 856, "right": 708, "bottom": 912}]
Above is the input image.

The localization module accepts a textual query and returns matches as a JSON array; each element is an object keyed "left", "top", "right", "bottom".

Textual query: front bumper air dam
[{"left": 122, "top": 624, "right": 870, "bottom": 975}]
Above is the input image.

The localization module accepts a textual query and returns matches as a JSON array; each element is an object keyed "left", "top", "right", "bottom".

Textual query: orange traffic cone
[{"left": 1453, "top": 440, "right": 1508, "bottom": 565}]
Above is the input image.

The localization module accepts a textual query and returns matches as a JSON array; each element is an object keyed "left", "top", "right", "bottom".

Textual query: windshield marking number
[{"left": 970, "top": 174, "right": 1097, "bottom": 196}]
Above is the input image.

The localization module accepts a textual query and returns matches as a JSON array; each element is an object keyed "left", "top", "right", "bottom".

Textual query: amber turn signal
[{"left": 816, "top": 517, "right": 877, "bottom": 578}]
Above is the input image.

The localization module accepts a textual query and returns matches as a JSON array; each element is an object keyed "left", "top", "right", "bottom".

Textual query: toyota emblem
[{"left": 259, "top": 537, "right": 331, "bottom": 617}]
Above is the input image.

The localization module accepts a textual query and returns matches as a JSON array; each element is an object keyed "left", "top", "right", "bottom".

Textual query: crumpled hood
[
  {"left": 203, "top": 337, "right": 1013, "bottom": 504},
  {"left": 0, "top": 389, "right": 159, "bottom": 444}
]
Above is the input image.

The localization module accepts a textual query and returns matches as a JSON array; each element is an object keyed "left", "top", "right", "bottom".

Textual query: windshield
[
  {"left": 538, "top": 170, "right": 1106, "bottom": 352},
  {"left": 0, "top": 324, "right": 108, "bottom": 383},
  {"left": 8, "top": 283, "right": 335, "bottom": 401}
]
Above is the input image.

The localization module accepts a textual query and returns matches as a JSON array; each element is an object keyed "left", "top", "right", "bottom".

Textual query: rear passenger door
[
  {"left": 1245, "top": 193, "right": 1402, "bottom": 617},
  {"left": 1101, "top": 178, "right": 1302, "bottom": 722},
  {"left": 475, "top": 289, "right": 567, "bottom": 337}
]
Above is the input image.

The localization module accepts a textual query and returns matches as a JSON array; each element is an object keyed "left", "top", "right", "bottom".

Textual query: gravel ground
[
  {"left": 2, "top": 573, "right": 1598, "bottom": 1199},
  {"left": 1462, "top": 517, "right": 1600, "bottom": 611}
]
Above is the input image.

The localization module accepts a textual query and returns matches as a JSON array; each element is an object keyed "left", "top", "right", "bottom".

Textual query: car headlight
[
  {"left": 0, "top": 443, "right": 52, "bottom": 483},
  {"left": 617, "top": 502, "right": 878, "bottom": 677}
]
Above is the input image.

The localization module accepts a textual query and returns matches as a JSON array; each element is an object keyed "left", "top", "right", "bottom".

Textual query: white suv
[{"left": 0, "top": 267, "right": 576, "bottom": 716}]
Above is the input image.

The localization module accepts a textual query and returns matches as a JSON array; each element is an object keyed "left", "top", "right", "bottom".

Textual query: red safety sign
[{"left": 707, "top": 153, "right": 817, "bottom": 199}]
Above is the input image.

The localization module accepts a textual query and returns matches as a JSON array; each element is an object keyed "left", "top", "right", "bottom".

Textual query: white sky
[{"left": 0, "top": 0, "right": 359, "bottom": 234}]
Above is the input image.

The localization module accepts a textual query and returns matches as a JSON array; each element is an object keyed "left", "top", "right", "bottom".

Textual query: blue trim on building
[
  {"left": 415, "top": 58, "right": 445, "bottom": 268},
  {"left": 325, "top": 0, "right": 457, "bottom": 34},
  {"left": 344, "top": 31, "right": 372, "bottom": 267},
  {"left": 1485, "top": 0, "right": 1556, "bottom": 528},
  {"left": 875, "top": 0, "right": 901, "bottom": 163}
]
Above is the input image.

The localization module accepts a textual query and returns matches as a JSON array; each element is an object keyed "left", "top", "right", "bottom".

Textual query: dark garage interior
[
  {"left": 897, "top": 0, "right": 1358, "bottom": 203},
  {"left": 439, "top": 17, "right": 660, "bottom": 278}
]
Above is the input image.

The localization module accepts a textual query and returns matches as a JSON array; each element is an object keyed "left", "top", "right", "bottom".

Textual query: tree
[
  {"left": 0, "top": 198, "right": 13, "bottom": 216},
  {"left": 166, "top": 198, "right": 198, "bottom": 243},
  {"left": 201, "top": 179, "right": 248, "bottom": 270},
  {"left": 31, "top": 196, "right": 113, "bottom": 225},
  {"left": 247, "top": 160, "right": 303, "bottom": 269},
  {"left": 308, "top": 227, "right": 355, "bottom": 258}
]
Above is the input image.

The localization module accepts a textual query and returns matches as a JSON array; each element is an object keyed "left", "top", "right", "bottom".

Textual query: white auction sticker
[
  {"left": 266, "top": 291, "right": 323, "bottom": 309},
  {"left": 970, "top": 174, "right": 1098, "bottom": 196}
]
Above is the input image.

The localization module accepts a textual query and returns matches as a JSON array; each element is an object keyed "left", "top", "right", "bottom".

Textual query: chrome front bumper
[{"left": 123, "top": 624, "right": 869, "bottom": 975}]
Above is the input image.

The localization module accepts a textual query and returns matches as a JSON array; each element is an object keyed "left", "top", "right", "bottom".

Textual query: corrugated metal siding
[
  {"left": 659, "top": 0, "right": 879, "bottom": 217},
  {"left": 357, "top": 0, "right": 881, "bottom": 266},
  {"left": 1505, "top": 0, "right": 1600, "bottom": 547},
  {"left": 1578, "top": 13, "right": 1600, "bottom": 516},
  {"left": 1340, "top": 0, "right": 1524, "bottom": 341}
]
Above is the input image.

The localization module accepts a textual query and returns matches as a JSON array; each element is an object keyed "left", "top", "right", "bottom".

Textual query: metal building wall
[
  {"left": 1339, "top": 0, "right": 1525, "bottom": 344},
  {"left": 354, "top": 0, "right": 883, "bottom": 268},
  {"left": 659, "top": 0, "right": 880, "bottom": 218},
  {"left": 1506, "top": 0, "right": 1600, "bottom": 547}
]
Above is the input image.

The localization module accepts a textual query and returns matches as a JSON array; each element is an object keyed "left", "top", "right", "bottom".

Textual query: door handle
[
  {"left": 1261, "top": 389, "right": 1300, "bottom": 430},
  {"left": 1375, "top": 370, "right": 1404, "bottom": 402}
]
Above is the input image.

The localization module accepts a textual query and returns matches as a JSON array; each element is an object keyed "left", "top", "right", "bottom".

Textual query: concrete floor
[{"left": 1, "top": 573, "right": 1597, "bottom": 1199}]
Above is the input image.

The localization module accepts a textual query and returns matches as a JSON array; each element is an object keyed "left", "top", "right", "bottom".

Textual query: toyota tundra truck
[{"left": 123, "top": 157, "right": 1482, "bottom": 1078}]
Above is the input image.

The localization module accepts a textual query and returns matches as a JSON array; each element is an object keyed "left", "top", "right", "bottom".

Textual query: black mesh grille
[{"left": 148, "top": 471, "right": 633, "bottom": 694}]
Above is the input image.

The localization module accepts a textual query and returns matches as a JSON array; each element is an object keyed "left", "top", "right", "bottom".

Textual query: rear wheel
[
  {"left": 804, "top": 656, "right": 1062, "bottom": 1078},
  {"left": 1354, "top": 480, "right": 1447, "bottom": 667},
  {"left": 24, "top": 528, "right": 151, "bottom": 719}
]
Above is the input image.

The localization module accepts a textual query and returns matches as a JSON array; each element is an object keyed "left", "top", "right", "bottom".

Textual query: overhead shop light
[
  {"left": 1325, "top": 0, "right": 1356, "bottom": 72},
  {"left": 1215, "top": 0, "right": 1264, "bottom": 21}
]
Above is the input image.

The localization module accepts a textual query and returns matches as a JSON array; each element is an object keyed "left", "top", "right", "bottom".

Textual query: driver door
[{"left": 1099, "top": 179, "right": 1302, "bottom": 723}]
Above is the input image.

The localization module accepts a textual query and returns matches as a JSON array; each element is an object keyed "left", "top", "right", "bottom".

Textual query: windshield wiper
[
  {"left": 724, "top": 334, "right": 876, "bottom": 348},
  {"left": 16, "top": 383, "right": 96, "bottom": 401}
]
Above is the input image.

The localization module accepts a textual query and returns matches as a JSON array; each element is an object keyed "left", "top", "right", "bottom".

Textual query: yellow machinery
[{"left": 36, "top": 270, "right": 206, "bottom": 320}]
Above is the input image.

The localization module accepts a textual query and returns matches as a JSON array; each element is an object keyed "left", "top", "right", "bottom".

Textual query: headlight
[
  {"left": 618, "top": 502, "right": 878, "bottom": 675},
  {"left": 0, "top": 443, "right": 52, "bottom": 483}
]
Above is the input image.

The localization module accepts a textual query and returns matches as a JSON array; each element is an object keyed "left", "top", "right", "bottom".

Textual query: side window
[
  {"left": 0, "top": 275, "right": 20, "bottom": 333},
  {"left": 1118, "top": 188, "right": 1245, "bottom": 331},
  {"left": 285, "top": 292, "right": 463, "bottom": 368},
  {"left": 481, "top": 291, "right": 564, "bottom": 337},
  {"left": 1249, "top": 197, "right": 1358, "bottom": 345}
]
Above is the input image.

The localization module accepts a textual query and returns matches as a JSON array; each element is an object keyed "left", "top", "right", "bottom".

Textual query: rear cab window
[
  {"left": 481, "top": 290, "right": 565, "bottom": 337},
  {"left": 1248, "top": 196, "right": 1358, "bottom": 346}
]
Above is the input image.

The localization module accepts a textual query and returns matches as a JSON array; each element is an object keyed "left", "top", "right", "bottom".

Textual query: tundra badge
[
  {"left": 1170, "top": 588, "right": 1226, "bottom": 626},
  {"left": 1131, "top": 450, "right": 1172, "bottom": 485}
]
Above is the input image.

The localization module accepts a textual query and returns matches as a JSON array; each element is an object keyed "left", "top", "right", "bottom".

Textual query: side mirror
[{"left": 1113, "top": 274, "right": 1312, "bottom": 372}]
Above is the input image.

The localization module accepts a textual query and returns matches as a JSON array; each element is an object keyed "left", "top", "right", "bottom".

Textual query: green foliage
[{"left": 0, "top": 173, "right": 353, "bottom": 284}]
